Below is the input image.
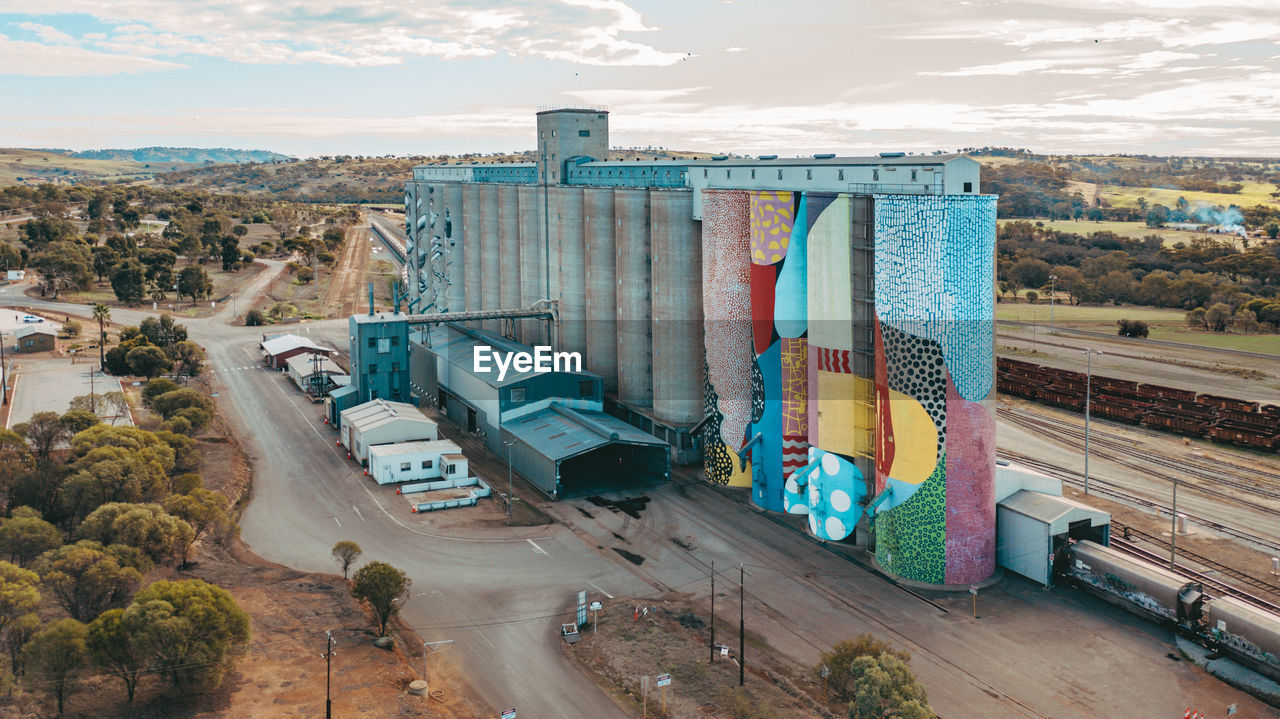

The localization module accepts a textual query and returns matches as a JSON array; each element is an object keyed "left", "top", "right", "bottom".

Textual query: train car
[
  {"left": 1036, "top": 385, "right": 1085, "bottom": 411},
  {"left": 1061, "top": 541, "right": 1203, "bottom": 625},
  {"left": 1202, "top": 596, "right": 1280, "bottom": 682},
  {"left": 1141, "top": 409, "right": 1210, "bottom": 436},
  {"left": 1197, "top": 394, "right": 1260, "bottom": 414},
  {"left": 1138, "top": 384, "right": 1199, "bottom": 402},
  {"left": 1206, "top": 421, "right": 1280, "bottom": 451},
  {"left": 1091, "top": 397, "right": 1149, "bottom": 424}
]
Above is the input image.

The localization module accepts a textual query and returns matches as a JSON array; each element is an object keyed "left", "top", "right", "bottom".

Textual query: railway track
[
  {"left": 997, "top": 449, "right": 1280, "bottom": 554},
  {"left": 1110, "top": 522, "right": 1280, "bottom": 611},
  {"left": 999, "top": 405, "right": 1280, "bottom": 505}
]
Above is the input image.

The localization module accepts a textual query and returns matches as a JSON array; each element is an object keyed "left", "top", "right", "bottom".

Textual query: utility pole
[
  {"left": 709, "top": 560, "right": 715, "bottom": 663},
  {"left": 89, "top": 365, "right": 96, "bottom": 414},
  {"left": 1171, "top": 476, "right": 1178, "bottom": 569},
  {"left": 1048, "top": 274, "right": 1058, "bottom": 332},
  {"left": 1083, "top": 349, "right": 1102, "bottom": 496},
  {"left": 504, "top": 439, "right": 518, "bottom": 522},
  {"left": 738, "top": 563, "right": 746, "bottom": 686},
  {"left": 323, "top": 630, "right": 334, "bottom": 719},
  {"left": 0, "top": 330, "right": 7, "bottom": 405}
]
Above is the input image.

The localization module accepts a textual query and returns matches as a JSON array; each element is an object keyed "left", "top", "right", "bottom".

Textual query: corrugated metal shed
[
  {"left": 261, "top": 334, "right": 331, "bottom": 357},
  {"left": 999, "top": 490, "right": 1110, "bottom": 536},
  {"left": 503, "top": 402, "right": 666, "bottom": 462},
  {"left": 997, "top": 490, "right": 1110, "bottom": 587},
  {"left": 425, "top": 324, "right": 597, "bottom": 389}
]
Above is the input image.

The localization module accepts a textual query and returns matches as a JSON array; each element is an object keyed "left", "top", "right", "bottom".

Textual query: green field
[
  {"left": 998, "top": 301, "right": 1280, "bottom": 354},
  {"left": 1101, "top": 181, "right": 1279, "bottom": 210},
  {"left": 1001, "top": 218, "right": 1229, "bottom": 246},
  {"left": 0, "top": 148, "right": 190, "bottom": 185}
]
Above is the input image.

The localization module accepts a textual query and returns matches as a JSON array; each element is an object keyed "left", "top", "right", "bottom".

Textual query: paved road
[{"left": 2, "top": 262, "right": 1272, "bottom": 718}]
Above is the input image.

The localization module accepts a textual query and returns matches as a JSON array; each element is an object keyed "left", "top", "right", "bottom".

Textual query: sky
[{"left": 0, "top": 0, "right": 1278, "bottom": 158}]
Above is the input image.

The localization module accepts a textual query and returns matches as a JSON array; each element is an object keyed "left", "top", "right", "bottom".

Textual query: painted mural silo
[{"left": 871, "top": 194, "right": 997, "bottom": 585}]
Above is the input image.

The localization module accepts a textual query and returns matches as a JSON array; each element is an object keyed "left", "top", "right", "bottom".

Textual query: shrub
[
  {"left": 1025, "top": 290, "right": 1039, "bottom": 305},
  {"left": 62, "top": 320, "right": 82, "bottom": 338},
  {"left": 1116, "top": 319, "right": 1149, "bottom": 338},
  {"left": 244, "top": 309, "right": 266, "bottom": 326}
]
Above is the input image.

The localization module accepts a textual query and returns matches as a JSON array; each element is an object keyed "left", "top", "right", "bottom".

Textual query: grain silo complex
[{"left": 398, "top": 108, "right": 997, "bottom": 585}]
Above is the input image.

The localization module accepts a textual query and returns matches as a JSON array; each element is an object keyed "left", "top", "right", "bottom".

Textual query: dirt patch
[{"left": 561, "top": 596, "right": 838, "bottom": 719}]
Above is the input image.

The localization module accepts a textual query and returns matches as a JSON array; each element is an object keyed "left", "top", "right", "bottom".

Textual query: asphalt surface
[
  {"left": 2, "top": 262, "right": 1273, "bottom": 718},
  {"left": 5, "top": 359, "right": 131, "bottom": 428}
]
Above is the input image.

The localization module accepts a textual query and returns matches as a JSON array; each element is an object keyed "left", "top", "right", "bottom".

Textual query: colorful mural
[{"left": 872, "top": 194, "right": 997, "bottom": 585}]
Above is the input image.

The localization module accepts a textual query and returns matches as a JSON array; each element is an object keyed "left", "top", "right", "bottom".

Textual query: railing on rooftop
[{"left": 848, "top": 182, "right": 943, "bottom": 195}]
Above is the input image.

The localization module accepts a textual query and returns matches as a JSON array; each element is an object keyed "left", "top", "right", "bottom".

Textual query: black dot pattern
[
  {"left": 703, "top": 363, "right": 733, "bottom": 485},
  {"left": 881, "top": 324, "right": 947, "bottom": 453},
  {"left": 750, "top": 357, "right": 764, "bottom": 423}
]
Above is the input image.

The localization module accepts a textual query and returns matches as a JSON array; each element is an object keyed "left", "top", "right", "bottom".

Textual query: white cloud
[
  {"left": 16, "top": 22, "right": 74, "bottom": 44},
  {"left": 725, "top": 46, "right": 745, "bottom": 52},
  {"left": 0, "top": 33, "right": 185, "bottom": 75}
]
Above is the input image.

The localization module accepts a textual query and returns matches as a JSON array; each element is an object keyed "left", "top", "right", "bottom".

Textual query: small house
[
  {"left": 286, "top": 354, "right": 347, "bottom": 395},
  {"left": 261, "top": 334, "right": 333, "bottom": 370},
  {"left": 367, "top": 439, "right": 468, "bottom": 485},
  {"left": 339, "top": 398, "right": 438, "bottom": 465},
  {"left": 12, "top": 325, "right": 56, "bottom": 353}
]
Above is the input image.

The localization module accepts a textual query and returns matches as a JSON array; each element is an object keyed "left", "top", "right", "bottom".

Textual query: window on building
[
  {"left": 963, "top": 181, "right": 973, "bottom": 193},
  {"left": 510, "top": 387, "right": 526, "bottom": 403},
  {"left": 369, "top": 364, "right": 378, "bottom": 374},
  {"left": 551, "top": 130, "right": 557, "bottom": 137},
  {"left": 806, "top": 169, "right": 813, "bottom": 180},
  {"left": 579, "top": 130, "right": 590, "bottom": 137},
  {"left": 838, "top": 169, "right": 844, "bottom": 180},
  {"left": 445, "top": 464, "right": 455, "bottom": 475},
  {"left": 911, "top": 169, "right": 918, "bottom": 181},
  {"left": 750, "top": 169, "right": 755, "bottom": 179},
  {"left": 579, "top": 380, "right": 594, "bottom": 397},
  {"left": 703, "top": 169, "right": 708, "bottom": 178},
  {"left": 777, "top": 169, "right": 783, "bottom": 180},
  {"left": 367, "top": 337, "right": 376, "bottom": 348},
  {"left": 422, "top": 459, "right": 433, "bottom": 469},
  {"left": 400, "top": 462, "right": 411, "bottom": 471},
  {"left": 391, "top": 336, "right": 399, "bottom": 346},
  {"left": 371, "top": 390, "right": 379, "bottom": 399},
  {"left": 873, "top": 169, "right": 880, "bottom": 181},
  {"left": 391, "top": 362, "right": 400, "bottom": 372},
  {"left": 378, "top": 338, "right": 390, "bottom": 353}
]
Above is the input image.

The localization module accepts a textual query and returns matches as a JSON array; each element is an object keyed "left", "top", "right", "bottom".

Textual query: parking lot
[
  {"left": 4, "top": 356, "right": 133, "bottom": 428},
  {"left": 0, "top": 308, "right": 62, "bottom": 335}
]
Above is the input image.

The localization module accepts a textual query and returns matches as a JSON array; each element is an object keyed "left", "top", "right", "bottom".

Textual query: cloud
[
  {"left": 725, "top": 46, "right": 745, "bottom": 52},
  {"left": 561, "top": 87, "right": 707, "bottom": 105},
  {"left": 0, "top": 33, "right": 185, "bottom": 75},
  {"left": 0, "top": 0, "right": 686, "bottom": 72}
]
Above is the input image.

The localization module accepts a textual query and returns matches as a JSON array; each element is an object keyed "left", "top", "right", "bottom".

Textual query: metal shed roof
[
  {"left": 998, "top": 490, "right": 1111, "bottom": 536},
  {"left": 502, "top": 402, "right": 667, "bottom": 463},
  {"left": 285, "top": 354, "right": 345, "bottom": 377},
  {"left": 261, "top": 334, "right": 331, "bottom": 357},
  {"left": 13, "top": 325, "right": 56, "bottom": 339},
  {"left": 368, "top": 439, "right": 461, "bottom": 459},
  {"left": 342, "top": 398, "right": 436, "bottom": 433}
]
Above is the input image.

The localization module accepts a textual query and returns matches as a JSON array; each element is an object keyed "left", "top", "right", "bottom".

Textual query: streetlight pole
[
  {"left": 709, "top": 560, "right": 715, "bottom": 663},
  {"left": 1083, "top": 349, "right": 1102, "bottom": 496},
  {"left": 0, "top": 330, "right": 7, "bottom": 405},
  {"left": 1171, "top": 476, "right": 1178, "bottom": 569},
  {"left": 504, "top": 439, "right": 517, "bottom": 521},
  {"left": 1049, "top": 274, "right": 1057, "bottom": 332},
  {"left": 323, "top": 630, "right": 334, "bottom": 719},
  {"left": 738, "top": 563, "right": 746, "bottom": 687}
]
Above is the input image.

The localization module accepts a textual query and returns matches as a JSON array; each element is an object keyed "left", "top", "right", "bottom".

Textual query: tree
[
  {"left": 141, "top": 378, "right": 181, "bottom": 408},
  {"left": 1205, "top": 302, "right": 1233, "bottom": 332},
  {"left": 150, "top": 388, "right": 213, "bottom": 420},
  {"left": 0, "top": 561, "right": 41, "bottom": 638},
  {"left": 90, "top": 245, "right": 120, "bottom": 283},
  {"left": 1116, "top": 319, "right": 1150, "bottom": 338},
  {"left": 220, "top": 237, "right": 239, "bottom": 271},
  {"left": 139, "top": 314, "right": 187, "bottom": 347},
  {"left": 110, "top": 258, "right": 146, "bottom": 305},
  {"left": 37, "top": 541, "right": 142, "bottom": 622},
  {"left": 62, "top": 320, "right": 81, "bottom": 339},
  {"left": 91, "top": 303, "right": 111, "bottom": 370},
  {"left": 1009, "top": 257, "right": 1051, "bottom": 290},
  {"left": 59, "top": 409, "right": 100, "bottom": 435},
  {"left": 1267, "top": 223, "right": 1279, "bottom": 240},
  {"left": 126, "top": 345, "right": 172, "bottom": 378},
  {"left": 351, "top": 561, "right": 411, "bottom": 636},
  {"left": 0, "top": 430, "right": 34, "bottom": 512},
  {"left": 1097, "top": 270, "right": 1136, "bottom": 306},
  {"left": 0, "top": 240, "right": 23, "bottom": 271},
  {"left": 122, "top": 579, "right": 250, "bottom": 689},
  {"left": 162, "top": 489, "right": 229, "bottom": 568},
  {"left": 14, "top": 411, "right": 69, "bottom": 460},
  {"left": 30, "top": 242, "right": 93, "bottom": 298},
  {"left": 177, "top": 265, "right": 212, "bottom": 303},
  {"left": 171, "top": 341, "right": 205, "bottom": 381},
  {"left": 332, "top": 541, "right": 362, "bottom": 579},
  {"left": 78, "top": 503, "right": 193, "bottom": 566},
  {"left": 87, "top": 609, "right": 146, "bottom": 702},
  {"left": 846, "top": 653, "right": 934, "bottom": 719},
  {"left": 1235, "top": 308, "right": 1260, "bottom": 335},
  {"left": 23, "top": 618, "right": 88, "bottom": 714},
  {"left": 816, "top": 635, "right": 912, "bottom": 704},
  {"left": 1185, "top": 306, "right": 1208, "bottom": 329},
  {"left": 0, "top": 514, "right": 62, "bottom": 568},
  {"left": 6, "top": 611, "right": 39, "bottom": 675},
  {"left": 1025, "top": 290, "right": 1039, "bottom": 305},
  {"left": 244, "top": 309, "right": 266, "bottom": 326}
]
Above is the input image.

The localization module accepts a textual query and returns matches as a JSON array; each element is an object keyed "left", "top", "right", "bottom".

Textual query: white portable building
[
  {"left": 367, "top": 439, "right": 468, "bottom": 485},
  {"left": 339, "top": 399, "right": 438, "bottom": 464}
]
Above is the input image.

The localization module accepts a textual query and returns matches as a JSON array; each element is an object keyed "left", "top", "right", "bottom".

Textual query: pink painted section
[
  {"left": 944, "top": 377, "right": 996, "bottom": 584},
  {"left": 701, "top": 189, "right": 753, "bottom": 448}
]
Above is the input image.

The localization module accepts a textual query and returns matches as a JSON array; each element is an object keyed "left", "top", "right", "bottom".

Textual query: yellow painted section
[
  {"left": 815, "top": 371, "right": 876, "bottom": 458},
  {"left": 884, "top": 389, "right": 938, "bottom": 486},
  {"left": 722, "top": 444, "right": 754, "bottom": 488}
]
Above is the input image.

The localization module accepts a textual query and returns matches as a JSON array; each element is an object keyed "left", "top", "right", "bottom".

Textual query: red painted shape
[
  {"left": 874, "top": 320, "right": 893, "bottom": 494},
  {"left": 750, "top": 263, "right": 777, "bottom": 355}
]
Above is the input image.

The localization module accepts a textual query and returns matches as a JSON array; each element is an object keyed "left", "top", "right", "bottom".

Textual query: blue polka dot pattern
[{"left": 784, "top": 447, "right": 866, "bottom": 541}]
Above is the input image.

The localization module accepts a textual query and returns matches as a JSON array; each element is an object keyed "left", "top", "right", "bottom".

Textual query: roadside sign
[
  {"left": 500, "top": 709, "right": 516, "bottom": 719},
  {"left": 577, "top": 590, "right": 588, "bottom": 627},
  {"left": 656, "top": 673, "right": 671, "bottom": 687},
  {"left": 969, "top": 586, "right": 978, "bottom": 595},
  {"left": 589, "top": 601, "right": 602, "bottom": 611}
]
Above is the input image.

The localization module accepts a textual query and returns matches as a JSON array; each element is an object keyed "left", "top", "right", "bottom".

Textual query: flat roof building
[
  {"left": 367, "top": 438, "right": 466, "bottom": 485},
  {"left": 261, "top": 334, "right": 333, "bottom": 370}
]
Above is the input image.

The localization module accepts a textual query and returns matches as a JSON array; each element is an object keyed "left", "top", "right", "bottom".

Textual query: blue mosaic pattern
[
  {"left": 872, "top": 195, "right": 997, "bottom": 402},
  {"left": 750, "top": 340, "right": 785, "bottom": 512}
]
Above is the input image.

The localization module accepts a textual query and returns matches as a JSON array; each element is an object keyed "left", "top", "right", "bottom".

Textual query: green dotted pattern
[{"left": 875, "top": 454, "right": 947, "bottom": 584}]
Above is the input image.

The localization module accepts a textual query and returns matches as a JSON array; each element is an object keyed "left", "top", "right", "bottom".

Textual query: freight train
[
  {"left": 998, "top": 357, "right": 1280, "bottom": 451},
  {"left": 1058, "top": 541, "right": 1280, "bottom": 682}
]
